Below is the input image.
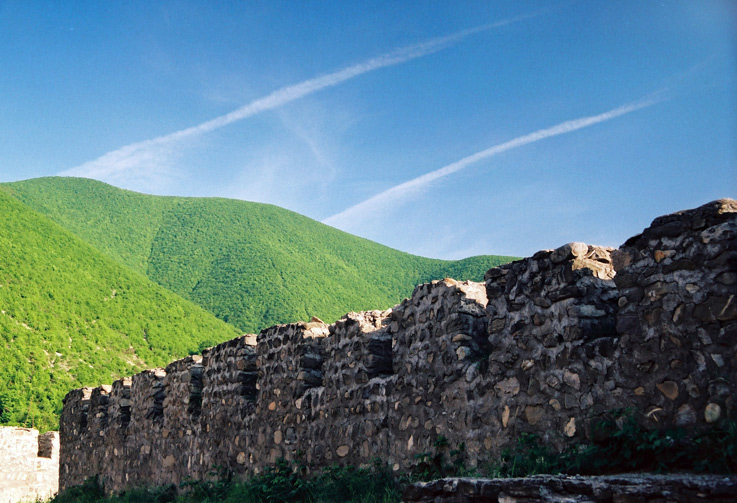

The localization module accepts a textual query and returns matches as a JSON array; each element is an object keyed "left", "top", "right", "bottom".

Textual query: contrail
[
  {"left": 59, "top": 12, "right": 543, "bottom": 185},
  {"left": 323, "top": 94, "right": 667, "bottom": 228}
]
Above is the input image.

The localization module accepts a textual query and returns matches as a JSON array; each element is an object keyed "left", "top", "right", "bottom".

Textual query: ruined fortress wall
[
  {"left": 199, "top": 335, "right": 258, "bottom": 478},
  {"left": 58, "top": 387, "right": 91, "bottom": 490},
  {"left": 481, "top": 244, "right": 621, "bottom": 452},
  {"left": 612, "top": 198, "right": 737, "bottom": 429},
  {"left": 0, "top": 427, "right": 59, "bottom": 503},
  {"left": 59, "top": 199, "right": 737, "bottom": 494},
  {"left": 385, "top": 280, "right": 490, "bottom": 468},
  {"left": 308, "top": 311, "right": 393, "bottom": 467}
]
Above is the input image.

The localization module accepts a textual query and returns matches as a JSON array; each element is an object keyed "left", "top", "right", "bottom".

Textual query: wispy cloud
[
  {"left": 323, "top": 94, "right": 667, "bottom": 229},
  {"left": 58, "top": 12, "right": 544, "bottom": 189}
]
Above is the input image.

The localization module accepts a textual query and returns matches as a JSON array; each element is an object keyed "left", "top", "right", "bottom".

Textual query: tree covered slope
[
  {"left": 4, "top": 177, "right": 517, "bottom": 333},
  {"left": 0, "top": 189, "right": 240, "bottom": 431}
]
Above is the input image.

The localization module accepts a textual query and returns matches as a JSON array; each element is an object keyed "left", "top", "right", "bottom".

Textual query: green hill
[
  {"left": 3, "top": 177, "right": 516, "bottom": 333},
  {"left": 0, "top": 189, "right": 241, "bottom": 431}
]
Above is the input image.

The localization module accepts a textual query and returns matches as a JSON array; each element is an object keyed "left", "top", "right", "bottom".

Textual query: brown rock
[
  {"left": 525, "top": 406, "right": 543, "bottom": 425},
  {"left": 336, "top": 445, "right": 350, "bottom": 457},
  {"left": 452, "top": 334, "right": 473, "bottom": 343},
  {"left": 654, "top": 249, "right": 675, "bottom": 262},
  {"left": 495, "top": 377, "right": 521, "bottom": 396},
  {"left": 564, "top": 417, "right": 576, "bottom": 437},
  {"left": 502, "top": 406, "right": 510, "bottom": 428},
  {"left": 163, "top": 455, "right": 176, "bottom": 468},
  {"left": 551, "top": 242, "right": 589, "bottom": 264},
  {"left": 656, "top": 381, "right": 679, "bottom": 401},
  {"left": 456, "top": 346, "right": 472, "bottom": 360}
]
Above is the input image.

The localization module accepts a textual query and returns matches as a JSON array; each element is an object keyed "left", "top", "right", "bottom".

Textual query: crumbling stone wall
[
  {"left": 304, "top": 311, "right": 393, "bottom": 468},
  {"left": 0, "top": 426, "right": 59, "bottom": 503},
  {"left": 386, "top": 279, "right": 490, "bottom": 469},
  {"left": 481, "top": 244, "right": 620, "bottom": 453},
  {"left": 59, "top": 199, "right": 736, "bottom": 494},
  {"left": 241, "top": 321, "right": 327, "bottom": 468},
  {"left": 612, "top": 198, "right": 737, "bottom": 430},
  {"left": 199, "top": 335, "right": 258, "bottom": 477},
  {"left": 59, "top": 387, "right": 92, "bottom": 490}
]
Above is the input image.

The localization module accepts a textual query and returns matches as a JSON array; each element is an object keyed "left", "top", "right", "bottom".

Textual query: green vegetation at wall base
[
  {"left": 49, "top": 461, "right": 403, "bottom": 503},
  {"left": 484, "top": 412, "right": 737, "bottom": 478},
  {"left": 47, "top": 414, "right": 736, "bottom": 503}
]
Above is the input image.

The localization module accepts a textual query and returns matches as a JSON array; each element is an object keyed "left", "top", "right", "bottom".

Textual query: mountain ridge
[{"left": 3, "top": 177, "right": 517, "bottom": 332}]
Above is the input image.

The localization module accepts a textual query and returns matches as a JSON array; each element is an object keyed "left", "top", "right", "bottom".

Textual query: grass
[
  {"left": 47, "top": 460, "right": 402, "bottom": 503},
  {"left": 409, "top": 435, "right": 474, "bottom": 481}
]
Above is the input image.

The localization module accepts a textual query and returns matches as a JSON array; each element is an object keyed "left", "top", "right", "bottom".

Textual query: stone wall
[
  {"left": 59, "top": 199, "right": 737, "bottom": 494},
  {"left": 0, "top": 427, "right": 59, "bottom": 503},
  {"left": 482, "top": 244, "right": 620, "bottom": 452},
  {"left": 403, "top": 474, "right": 737, "bottom": 502},
  {"left": 612, "top": 198, "right": 737, "bottom": 429}
]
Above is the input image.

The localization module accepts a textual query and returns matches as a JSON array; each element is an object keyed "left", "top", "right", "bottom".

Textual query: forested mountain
[
  {"left": 0, "top": 189, "right": 240, "bottom": 431},
  {"left": 4, "top": 177, "right": 516, "bottom": 333}
]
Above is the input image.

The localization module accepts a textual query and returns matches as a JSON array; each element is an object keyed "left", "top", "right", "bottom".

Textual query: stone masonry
[
  {"left": 403, "top": 474, "right": 737, "bottom": 503},
  {"left": 613, "top": 198, "right": 737, "bottom": 429},
  {"left": 59, "top": 199, "right": 736, "bottom": 494},
  {"left": 0, "top": 427, "right": 59, "bottom": 503}
]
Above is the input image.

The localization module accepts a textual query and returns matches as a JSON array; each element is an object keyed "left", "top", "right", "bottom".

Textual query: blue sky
[{"left": 1, "top": 1, "right": 735, "bottom": 259}]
